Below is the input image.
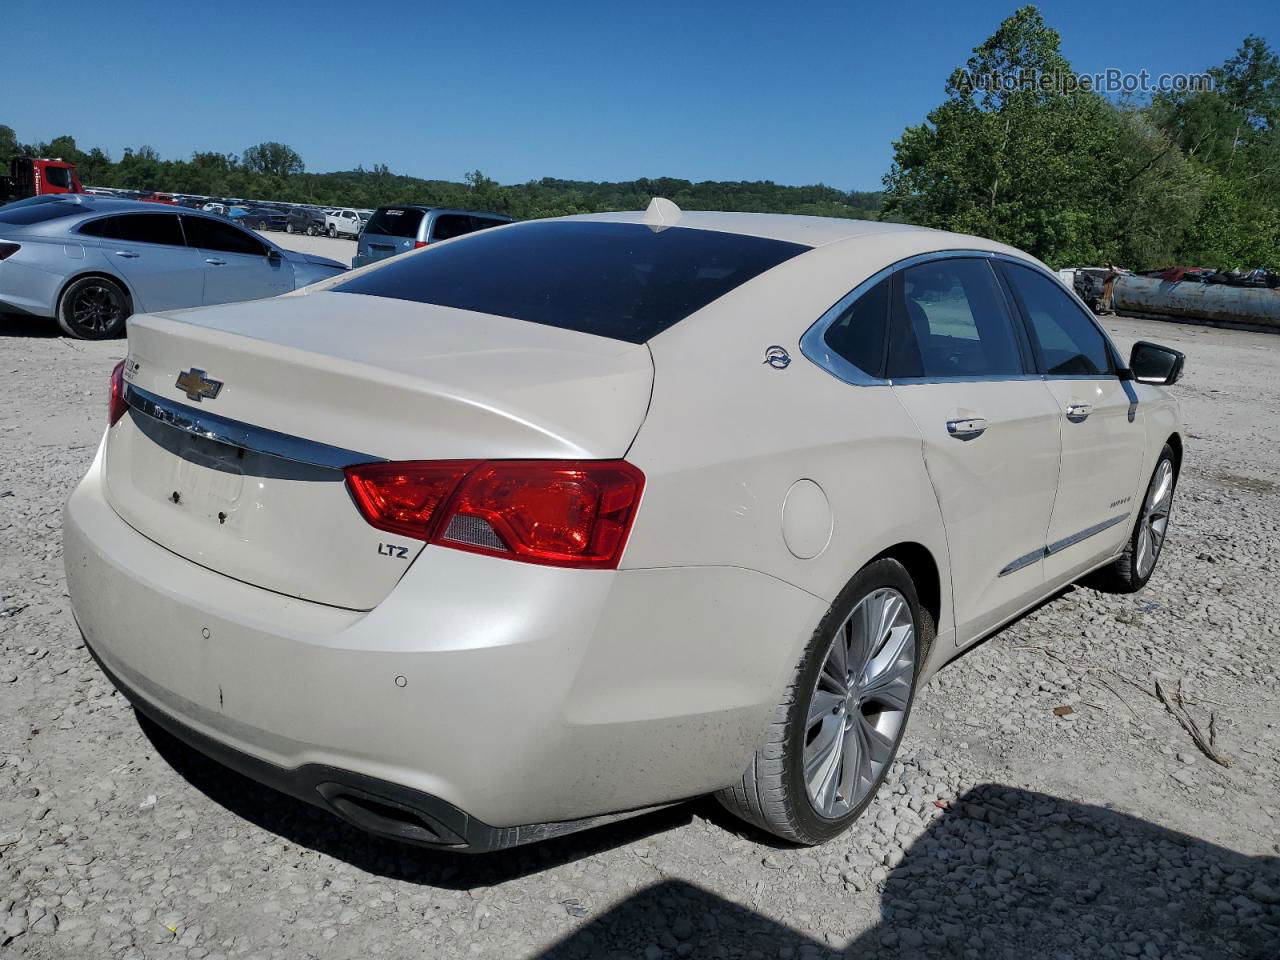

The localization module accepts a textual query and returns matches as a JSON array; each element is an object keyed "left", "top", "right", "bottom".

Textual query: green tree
[
  {"left": 882, "top": 6, "right": 1127, "bottom": 266},
  {"left": 241, "top": 142, "right": 304, "bottom": 179},
  {"left": 0, "top": 124, "right": 19, "bottom": 168}
]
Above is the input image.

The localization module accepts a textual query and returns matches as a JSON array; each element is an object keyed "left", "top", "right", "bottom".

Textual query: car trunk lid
[{"left": 104, "top": 292, "right": 654, "bottom": 609}]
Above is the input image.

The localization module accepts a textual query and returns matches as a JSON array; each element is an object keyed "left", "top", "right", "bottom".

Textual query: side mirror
[
  {"left": 1128, "top": 341, "right": 1185, "bottom": 385},
  {"left": 266, "top": 247, "right": 282, "bottom": 262}
]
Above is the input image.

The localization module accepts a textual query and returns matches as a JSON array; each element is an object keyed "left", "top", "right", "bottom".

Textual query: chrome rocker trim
[{"left": 998, "top": 513, "right": 1130, "bottom": 578}]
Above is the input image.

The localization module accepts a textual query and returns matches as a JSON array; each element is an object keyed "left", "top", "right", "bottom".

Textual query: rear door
[
  {"left": 999, "top": 261, "right": 1146, "bottom": 583},
  {"left": 85, "top": 213, "right": 205, "bottom": 313},
  {"left": 182, "top": 214, "right": 294, "bottom": 305},
  {"left": 886, "top": 256, "right": 1062, "bottom": 643}
]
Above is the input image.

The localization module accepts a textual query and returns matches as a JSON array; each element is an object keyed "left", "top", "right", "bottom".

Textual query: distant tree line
[
  {"left": 3, "top": 5, "right": 1274, "bottom": 271},
  {"left": 882, "top": 6, "right": 1280, "bottom": 270},
  {"left": 0, "top": 126, "right": 885, "bottom": 224}
]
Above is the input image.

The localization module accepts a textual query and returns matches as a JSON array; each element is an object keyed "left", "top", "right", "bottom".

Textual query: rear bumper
[
  {"left": 87, "top": 640, "right": 661, "bottom": 850},
  {"left": 64, "top": 436, "right": 825, "bottom": 844}
]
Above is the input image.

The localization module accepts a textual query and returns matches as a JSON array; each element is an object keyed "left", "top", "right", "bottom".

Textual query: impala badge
[
  {"left": 764, "top": 345, "right": 791, "bottom": 370},
  {"left": 175, "top": 369, "right": 223, "bottom": 402}
]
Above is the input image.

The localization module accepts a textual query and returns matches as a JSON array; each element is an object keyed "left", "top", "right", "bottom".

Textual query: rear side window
[
  {"left": 429, "top": 214, "right": 476, "bottom": 241},
  {"left": 183, "top": 215, "right": 267, "bottom": 256},
  {"left": 1001, "top": 262, "right": 1113, "bottom": 376},
  {"left": 823, "top": 277, "right": 890, "bottom": 377},
  {"left": 887, "top": 258, "right": 1024, "bottom": 379},
  {"left": 79, "top": 217, "right": 119, "bottom": 238},
  {"left": 114, "top": 214, "right": 185, "bottom": 247},
  {"left": 365, "top": 207, "right": 426, "bottom": 238},
  {"left": 334, "top": 221, "right": 808, "bottom": 343}
]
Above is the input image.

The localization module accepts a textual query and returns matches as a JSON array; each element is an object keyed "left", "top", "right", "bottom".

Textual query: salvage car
[
  {"left": 239, "top": 207, "right": 288, "bottom": 232},
  {"left": 63, "top": 201, "right": 1184, "bottom": 850},
  {"left": 0, "top": 195, "right": 347, "bottom": 338},
  {"left": 285, "top": 207, "right": 327, "bottom": 236}
]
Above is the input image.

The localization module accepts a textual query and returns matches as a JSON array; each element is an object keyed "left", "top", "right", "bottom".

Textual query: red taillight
[
  {"left": 413, "top": 240, "right": 428, "bottom": 249},
  {"left": 344, "top": 460, "right": 645, "bottom": 569},
  {"left": 108, "top": 360, "right": 127, "bottom": 426},
  {"left": 0, "top": 242, "right": 20, "bottom": 261},
  {"left": 345, "top": 461, "right": 478, "bottom": 541}
]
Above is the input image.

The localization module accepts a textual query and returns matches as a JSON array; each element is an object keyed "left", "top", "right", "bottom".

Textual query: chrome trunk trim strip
[{"left": 125, "top": 385, "right": 381, "bottom": 469}]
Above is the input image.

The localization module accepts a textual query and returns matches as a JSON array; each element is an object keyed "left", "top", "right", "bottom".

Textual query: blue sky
[{"left": 6, "top": 1, "right": 1275, "bottom": 190}]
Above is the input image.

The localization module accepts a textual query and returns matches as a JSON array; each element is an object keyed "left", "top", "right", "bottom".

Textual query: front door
[
  {"left": 97, "top": 213, "right": 205, "bottom": 313},
  {"left": 999, "top": 261, "right": 1146, "bottom": 584},
  {"left": 886, "top": 256, "right": 1062, "bottom": 643},
  {"left": 181, "top": 215, "right": 294, "bottom": 305}
]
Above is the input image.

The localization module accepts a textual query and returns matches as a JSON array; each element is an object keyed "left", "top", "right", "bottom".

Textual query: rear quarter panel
[{"left": 622, "top": 233, "right": 993, "bottom": 676}]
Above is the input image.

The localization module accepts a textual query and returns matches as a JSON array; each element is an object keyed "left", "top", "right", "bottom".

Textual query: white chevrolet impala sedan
[{"left": 63, "top": 201, "right": 1184, "bottom": 850}]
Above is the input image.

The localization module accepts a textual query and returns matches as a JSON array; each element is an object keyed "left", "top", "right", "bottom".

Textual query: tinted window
[
  {"left": 887, "top": 258, "right": 1024, "bottom": 379},
  {"left": 0, "top": 198, "right": 84, "bottom": 225},
  {"left": 366, "top": 207, "right": 426, "bottom": 238},
  {"left": 431, "top": 214, "right": 477, "bottom": 241},
  {"left": 182, "top": 215, "right": 267, "bottom": 256},
  {"left": 78, "top": 217, "right": 118, "bottom": 238},
  {"left": 114, "top": 214, "right": 185, "bottom": 247},
  {"left": 334, "top": 220, "right": 808, "bottom": 343},
  {"left": 823, "top": 277, "right": 890, "bottom": 377},
  {"left": 1002, "top": 262, "right": 1113, "bottom": 376}
]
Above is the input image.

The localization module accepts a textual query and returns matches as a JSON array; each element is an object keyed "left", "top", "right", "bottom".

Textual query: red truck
[{"left": 0, "top": 157, "right": 84, "bottom": 204}]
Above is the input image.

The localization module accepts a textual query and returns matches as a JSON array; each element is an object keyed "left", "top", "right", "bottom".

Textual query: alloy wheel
[
  {"left": 1136, "top": 459, "right": 1174, "bottom": 579},
  {"left": 70, "top": 284, "right": 124, "bottom": 336},
  {"left": 804, "top": 587, "right": 916, "bottom": 819}
]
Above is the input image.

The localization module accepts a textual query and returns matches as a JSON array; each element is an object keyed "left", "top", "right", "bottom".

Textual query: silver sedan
[{"left": 0, "top": 195, "right": 347, "bottom": 339}]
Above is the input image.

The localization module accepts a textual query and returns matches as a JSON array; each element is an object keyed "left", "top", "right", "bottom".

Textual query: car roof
[
  {"left": 15, "top": 196, "right": 216, "bottom": 218},
  {"left": 557, "top": 206, "right": 1043, "bottom": 270},
  {"left": 565, "top": 209, "right": 934, "bottom": 247}
]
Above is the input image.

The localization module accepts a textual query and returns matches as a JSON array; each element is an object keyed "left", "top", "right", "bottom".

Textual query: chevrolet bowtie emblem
[{"left": 175, "top": 368, "right": 223, "bottom": 402}]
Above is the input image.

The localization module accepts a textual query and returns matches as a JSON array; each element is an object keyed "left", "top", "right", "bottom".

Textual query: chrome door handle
[
  {"left": 204, "top": 258, "right": 227, "bottom": 266},
  {"left": 113, "top": 250, "right": 139, "bottom": 259},
  {"left": 946, "top": 417, "right": 987, "bottom": 439},
  {"left": 1066, "top": 403, "right": 1092, "bottom": 422}
]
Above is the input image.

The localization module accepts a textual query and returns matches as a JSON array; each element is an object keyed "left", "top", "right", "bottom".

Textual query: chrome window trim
[
  {"left": 798, "top": 263, "right": 895, "bottom": 386},
  {"left": 800, "top": 248, "right": 1072, "bottom": 387},
  {"left": 125, "top": 385, "right": 381, "bottom": 469}
]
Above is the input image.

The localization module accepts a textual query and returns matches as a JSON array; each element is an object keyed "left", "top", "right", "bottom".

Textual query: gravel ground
[{"left": 0, "top": 305, "right": 1278, "bottom": 960}]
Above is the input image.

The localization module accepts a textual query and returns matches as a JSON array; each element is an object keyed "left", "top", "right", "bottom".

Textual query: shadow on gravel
[
  {"left": 138, "top": 715, "right": 1280, "bottom": 957},
  {"left": 538, "top": 788, "right": 1280, "bottom": 959},
  {"left": 0, "top": 313, "right": 62, "bottom": 337},
  {"left": 137, "top": 712, "right": 695, "bottom": 887}
]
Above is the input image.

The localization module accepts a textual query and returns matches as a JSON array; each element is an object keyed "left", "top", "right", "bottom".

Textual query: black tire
[
  {"left": 1087, "top": 444, "right": 1178, "bottom": 594},
  {"left": 56, "top": 276, "right": 130, "bottom": 340},
  {"left": 716, "top": 558, "right": 934, "bottom": 845},
  {"left": 286, "top": 223, "right": 295, "bottom": 234},
  {"left": 327, "top": 225, "right": 336, "bottom": 238}
]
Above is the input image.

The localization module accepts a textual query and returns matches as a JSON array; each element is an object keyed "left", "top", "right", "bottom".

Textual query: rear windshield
[
  {"left": 364, "top": 208, "right": 426, "bottom": 238},
  {"left": 333, "top": 220, "right": 808, "bottom": 343},
  {"left": 0, "top": 197, "right": 87, "bottom": 225}
]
